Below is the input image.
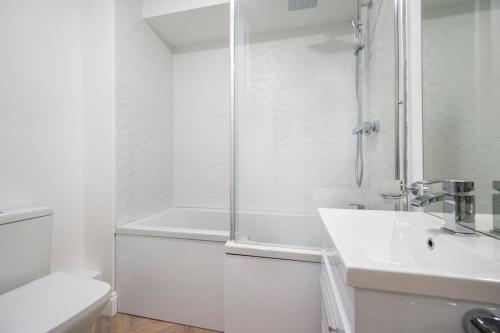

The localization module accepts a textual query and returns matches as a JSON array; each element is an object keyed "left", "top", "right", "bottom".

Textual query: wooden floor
[{"left": 111, "top": 313, "right": 220, "bottom": 333}]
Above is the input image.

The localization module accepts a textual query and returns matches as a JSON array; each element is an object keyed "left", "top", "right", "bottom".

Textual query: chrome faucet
[
  {"left": 349, "top": 203, "right": 366, "bottom": 210},
  {"left": 410, "top": 180, "right": 476, "bottom": 234}
]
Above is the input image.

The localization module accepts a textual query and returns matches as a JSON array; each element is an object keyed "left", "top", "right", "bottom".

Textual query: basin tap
[
  {"left": 410, "top": 192, "right": 445, "bottom": 207},
  {"left": 410, "top": 180, "right": 476, "bottom": 234}
]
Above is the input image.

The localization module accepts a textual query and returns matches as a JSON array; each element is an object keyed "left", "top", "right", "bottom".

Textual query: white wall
[
  {"left": 422, "top": 0, "right": 500, "bottom": 213},
  {"left": 235, "top": 27, "right": 358, "bottom": 213},
  {"left": 82, "top": 0, "right": 116, "bottom": 285},
  {"left": 0, "top": 0, "right": 85, "bottom": 273},
  {"left": 115, "top": 0, "right": 174, "bottom": 225},
  {"left": 173, "top": 47, "right": 230, "bottom": 209}
]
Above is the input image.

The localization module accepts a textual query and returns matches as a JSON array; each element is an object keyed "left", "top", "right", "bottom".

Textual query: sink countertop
[{"left": 318, "top": 208, "right": 500, "bottom": 304}]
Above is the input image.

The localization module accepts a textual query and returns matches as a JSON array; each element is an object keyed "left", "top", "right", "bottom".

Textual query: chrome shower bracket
[
  {"left": 352, "top": 121, "right": 380, "bottom": 135},
  {"left": 351, "top": 17, "right": 365, "bottom": 55}
]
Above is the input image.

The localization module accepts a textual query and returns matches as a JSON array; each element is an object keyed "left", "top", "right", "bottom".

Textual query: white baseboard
[{"left": 103, "top": 291, "right": 118, "bottom": 317}]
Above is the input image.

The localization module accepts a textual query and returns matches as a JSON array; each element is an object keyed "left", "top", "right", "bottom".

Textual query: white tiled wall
[
  {"left": 115, "top": 1, "right": 230, "bottom": 216},
  {"left": 422, "top": 0, "right": 500, "bottom": 212},
  {"left": 173, "top": 47, "right": 230, "bottom": 209},
  {"left": 173, "top": 32, "right": 359, "bottom": 214},
  {"left": 113, "top": 4, "right": 400, "bottom": 222},
  {"left": 115, "top": 0, "right": 174, "bottom": 225},
  {"left": 235, "top": 28, "right": 359, "bottom": 213}
]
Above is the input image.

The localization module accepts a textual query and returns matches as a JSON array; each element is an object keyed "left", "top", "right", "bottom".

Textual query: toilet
[{"left": 0, "top": 207, "right": 111, "bottom": 333}]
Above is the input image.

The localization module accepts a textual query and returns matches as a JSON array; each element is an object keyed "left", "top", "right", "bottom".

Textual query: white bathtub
[
  {"left": 115, "top": 207, "right": 322, "bottom": 332},
  {"left": 226, "top": 212, "right": 322, "bottom": 333},
  {"left": 116, "top": 208, "right": 230, "bottom": 242},
  {"left": 115, "top": 208, "right": 228, "bottom": 331},
  {"left": 116, "top": 208, "right": 322, "bottom": 256}
]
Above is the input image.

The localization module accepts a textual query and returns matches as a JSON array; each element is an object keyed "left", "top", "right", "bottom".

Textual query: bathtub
[
  {"left": 225, "top": 212, "right": 323, "bottom": 333},
  {"left": 234, "top": 210, "right": 322, "bottom": 262},
  {"left": 115, "top": 207, "right": 323, "bottom": 333},
  {"left": 115, "top": 208, "right": 228, "bottom": 331},
  {"left": 116, "top": 208, "right": 229, "bottom": 241}
]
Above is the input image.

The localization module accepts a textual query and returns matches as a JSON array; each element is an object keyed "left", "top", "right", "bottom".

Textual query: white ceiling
[
  {"left": 146, "top": 3, "right": 230, "bottom": 49},
  {"left": 145, "top": 0, "right": 356, "bottom": 50},
  {"left": 238, "top": 0, "right": 356, "bottom": 37}
]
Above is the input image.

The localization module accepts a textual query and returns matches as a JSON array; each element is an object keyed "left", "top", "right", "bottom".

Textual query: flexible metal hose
[{"left": 355, "top": 132, "right": 363, "bottom": 187}]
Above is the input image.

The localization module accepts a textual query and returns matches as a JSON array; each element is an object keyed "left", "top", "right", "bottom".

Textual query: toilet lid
[{"left": 0, "top": 272, "right": 111, "bottom": 333}]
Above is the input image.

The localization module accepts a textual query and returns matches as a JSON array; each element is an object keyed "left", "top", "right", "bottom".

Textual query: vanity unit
[{"left": 318, "top": 209, "right": 500, "bottom": 333}]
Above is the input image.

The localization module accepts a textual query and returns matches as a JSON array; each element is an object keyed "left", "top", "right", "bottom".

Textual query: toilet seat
[{"left": 0, "top": 272, "right": 111, "bottom": 333}]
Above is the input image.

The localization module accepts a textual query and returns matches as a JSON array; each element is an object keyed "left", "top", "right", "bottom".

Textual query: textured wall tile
[
  {"left": 424, "top": 138, "right": 500, "bottom": 180},
  {"left": 234, "top": 28, "right": 359, "bottom": 214},
  {"left": 174, "top": 115, "right": 229, "bottom": 149},
  {"left": 116, "top": 179, "right": 174, "bottom": 225},
  {"left": 423, "top": 57, "right": 500, "bottom": 100},
  {"left": 115, "top": 0, "right": 174, "bottom": 223},
  {"left": 174, "top": 178, "right": 229, "bottom": 209},
  {"left": 424, "top": 98, "right": 500, "bottom": 140},
  {"left": 237, "top": 178, "right": 359, "bottom": 213},
  {"left": 422, "top": 1, "right": 500, "bottom": 63},
  {"left": 422, "top": 4, "right": 500, "bottom": 213},
  {"left": 174, "top": 145, "right": 229, "bottom": 180},
  {"left": 117, "top": 143, "right": 172, "bottom": 183},
  {"left": 173, "top": 48, "right": 231, "bottom": 209},
  {"left": 174, "top": 81, "right": 230, "bottom": 118},
  {"left": 239, "top": 107, "right": 354, "bottom": 146},
  {"left": 116, "top": 100, "right": 172, "bottom": 147}
]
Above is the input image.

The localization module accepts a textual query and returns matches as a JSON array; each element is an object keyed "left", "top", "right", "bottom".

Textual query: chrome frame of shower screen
[
  {"left": 395, "top": 0, "right": 409, "bottom": 210},
  {"left": 229, "top": 0, "right": 410, "bottom": 241}
]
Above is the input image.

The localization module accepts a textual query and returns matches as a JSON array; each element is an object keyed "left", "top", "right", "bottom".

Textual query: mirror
[{"left": 421, "top": 0, "right": 500, "bottom": 238}]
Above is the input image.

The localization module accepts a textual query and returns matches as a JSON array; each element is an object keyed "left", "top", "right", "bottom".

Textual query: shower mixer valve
[{"left": 352, "top": 121, "right": 380, "bottom": 135}]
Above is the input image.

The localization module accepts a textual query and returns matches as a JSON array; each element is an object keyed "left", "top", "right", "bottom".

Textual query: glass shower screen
[{"left": 232, "top": 0, "right": 401, "bottom": 249}]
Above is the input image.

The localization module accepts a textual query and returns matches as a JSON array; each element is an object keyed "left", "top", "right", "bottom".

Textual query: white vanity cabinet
[
  {"left": 319, "top": 208, "right": 500, "bottom": 333},
  {"left": 320, "top": 250, "right": 354, "bottom": 333},
  {"left": 320, "top": 243, "right": 500, "bottom": 333}
]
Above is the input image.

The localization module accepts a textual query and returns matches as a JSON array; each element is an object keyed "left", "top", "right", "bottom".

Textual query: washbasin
[{"left": 318, "top": 208, "right": 500, "bottom": 304}]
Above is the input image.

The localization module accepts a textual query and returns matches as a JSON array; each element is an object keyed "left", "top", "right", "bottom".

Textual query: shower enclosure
[{"left": 230, "top": 0, "right": 407, "bottom": 250}]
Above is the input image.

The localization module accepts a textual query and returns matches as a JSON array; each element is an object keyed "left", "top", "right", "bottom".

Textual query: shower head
[{"left": 288, "top": 0, "right": 319, "bottom": 11}]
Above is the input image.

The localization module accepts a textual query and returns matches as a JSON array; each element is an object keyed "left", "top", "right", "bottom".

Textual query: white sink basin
[{"left": 318, "top": 208, "right": 500, "bottom": 304}]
